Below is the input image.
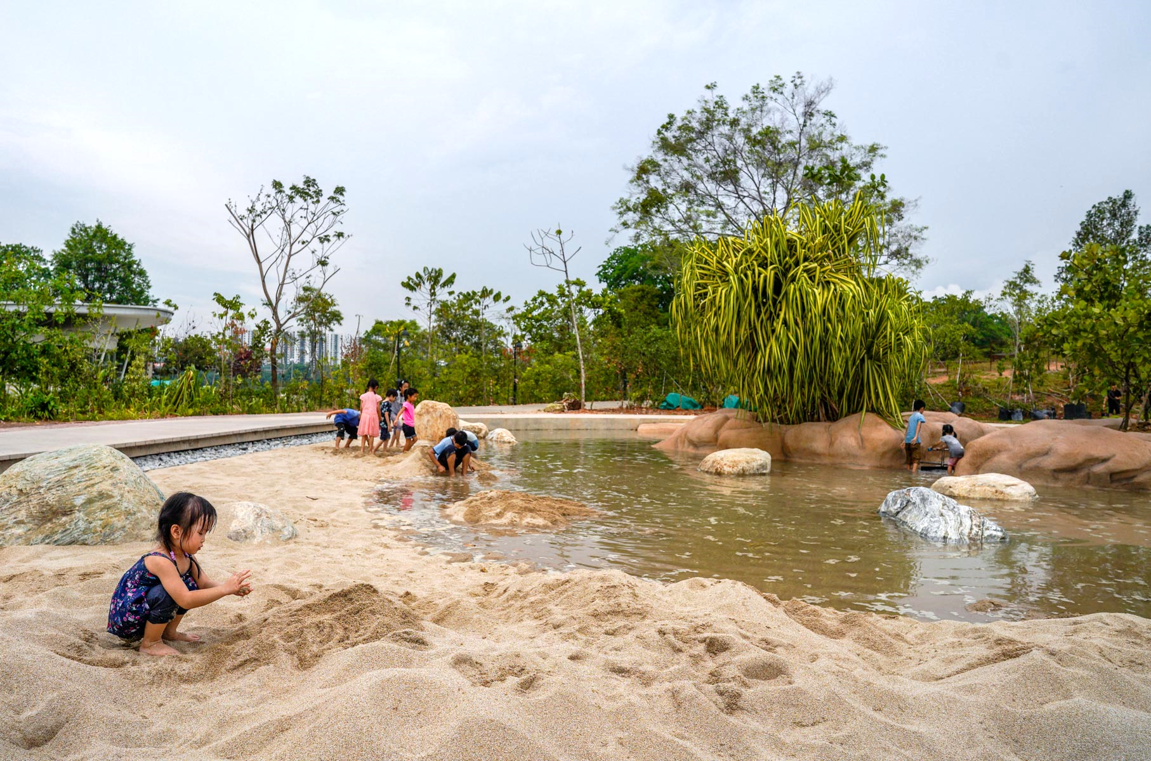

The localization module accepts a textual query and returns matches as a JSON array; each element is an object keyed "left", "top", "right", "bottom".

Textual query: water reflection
[{"left": 366, "top": 432, "right": 1151, "bottom": 622}]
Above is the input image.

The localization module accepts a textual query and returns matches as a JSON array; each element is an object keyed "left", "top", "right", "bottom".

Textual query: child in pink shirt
[{"left": 400, "top": 387, "right": 419, "bottom": 452}]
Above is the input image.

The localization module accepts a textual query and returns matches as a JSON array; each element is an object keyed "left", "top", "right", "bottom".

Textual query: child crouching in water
[{"left": 107, "top": 492, "right": 252, "bottom": 656}]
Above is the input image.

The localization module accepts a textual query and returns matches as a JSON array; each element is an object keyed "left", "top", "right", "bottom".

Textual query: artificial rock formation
[
  {"left": 226, "top": 501, "right": 298, "bottom": 543},
  {"left": 932, "top": 473, "right": 1037, "bottom": 502},
  {"left": 459, "top": 420, "right": 489, "bottom": 439},
  {"left": 658, "top": 409, "right": 1151, "bottom": 490},
  {"left": 954, "top": 420, "right": 1151, "bottom": 490},
  {"left": 698, "top": 448, "right": 772, "bottom": 475},
  {"left": 878, "top": 487, "right": 1007, "bottom": 545},
  {"left": 414, "top": 400, "right": 459, "bottom": 444},
  {"left": 443, "top": 490, "right": 596, "bottom": 530},
  {"left": 0, "top": 444, "right": 164, "bottom": 546},
  {"left": 487, "top": 428, "right": 518, "bottom": 444}
]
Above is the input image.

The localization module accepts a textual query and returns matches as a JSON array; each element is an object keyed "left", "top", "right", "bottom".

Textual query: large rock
[
  {"left": 955, "top": 420, "right": 1151, "bottom": 490},
  {"left": 698, "top": 448, "right": 771, "bottom": 475},
  {"left": 932, "top": 473, "right": 1037, "bottom": 501},
  {"left": 0, "top": 444, "right": 164, "bottom": 546},
  {"left": 878, "top": 487, "right": 1007, "bottom": 545},
  {"left": 487, "top": 428, "right": 517, "bottom": 444},
  {"left": 226, "top": 501, "right": 297, "bottom": 543},
  {"left": 459, "top": 420, "right": 489, "bottom": 439},
  {"left": 414, "top": 400, "right": 459, "bottom": 444}
]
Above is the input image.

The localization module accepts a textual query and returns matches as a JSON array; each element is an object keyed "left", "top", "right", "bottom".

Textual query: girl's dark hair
[
  {"left": 404, "top": 387, "right": 419, "bottom": 399},
  {"left": 942, "top": 424, "right": 955, "bottom": 435},
  {"left": 156, "top": 492, "right": 217, "bottom": 557},
  {"left": 366, "top": 378, "right": 379, "bottom": 391}
]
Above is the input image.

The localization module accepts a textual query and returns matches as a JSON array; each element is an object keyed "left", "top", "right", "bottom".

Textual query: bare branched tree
[
  {"left": 225, "top": 176, "right": 348, "bottom": 399},
  {"left": 526, "top": 226, "right": 586, "bottom": 404}
]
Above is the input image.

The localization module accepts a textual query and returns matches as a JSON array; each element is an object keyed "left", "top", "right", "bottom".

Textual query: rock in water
[
  {"left": 878, "top": 487, "right": 1007, "bottom": 545},
  {"left": 487, "top": 428, "right": 517, "bottom": 444},
  {"left": 226, "top": 502, "right": 297, "bottom": 543},
  {"left": 698, "top": 448, "right": 772, "bottom": 475},
  {"left": 414, "top": 400, "right": 459, "bottom": 444},
  {"left": 932, "top": 473, "right": 1037, "bottom": 501},
  {"left": 0, "top": 444, "right": 164, "bottom": 546},
  {"left": 459, "top": 420, "right": 489, "bottom": 439}
]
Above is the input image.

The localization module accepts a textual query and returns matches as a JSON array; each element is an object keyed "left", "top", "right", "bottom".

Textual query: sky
[{"left": 2, "top": 0, "right": 1149, "bottom": 333}]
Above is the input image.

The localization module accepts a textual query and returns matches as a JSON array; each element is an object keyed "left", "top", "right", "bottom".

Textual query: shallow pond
[{"left": 367, "top": 432, "right": 1151, "bottom": 622}]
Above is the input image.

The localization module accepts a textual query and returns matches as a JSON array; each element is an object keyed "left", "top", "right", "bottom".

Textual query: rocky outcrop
[
  {"left": 878, "top": 487, "right": 1007, "bottom": 545},
  {"left": 443, "top": 490, "right": 597, "bottom": 530},
  {"left": 0, "top": 445, "right": 164, "bottom": 546},
  {"left": 932, "top": 473, "right": 1037, "bottom": 501},
  {"left": 698, "top": 448, "right": 772, "bottom": 475},
  {"left": 459, "top": 420, "right": 488, "bottom": 439},
  {"left": 955, "top": 420, "right": 1151, "bottom": 490},
  {"left": 226, "top": 502, "right": 297, "bottom": 543},
  {"left": 487, "top": 428, "right": 518, "bottom": 444},
  {"left": 414, "top": 400, "right": 459, "bottom": 444}
]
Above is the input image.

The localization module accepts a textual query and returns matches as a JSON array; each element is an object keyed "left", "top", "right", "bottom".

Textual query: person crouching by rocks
[
  {"left": 107, "top": 493, "right": 251, "bottom": 656},
  {"left": 325, "top": 406, "right": 361, "bottom": 449},
  {"left": 929, "top": 423, "right": 965, "bottom": 475},
  {"left": 429, "top": 429, "right": 472, "bottom": 476},
  {"left": 903, "top": 399, "right": 926, "bottom": 473}
]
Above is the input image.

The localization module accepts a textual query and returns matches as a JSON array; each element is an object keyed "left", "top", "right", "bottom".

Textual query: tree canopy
[
  {"left": 614, "top": 75, "right": 926, "bottom": 274},
  {"left": 52, "top": 221, "right": 153, "bottom": 305}
]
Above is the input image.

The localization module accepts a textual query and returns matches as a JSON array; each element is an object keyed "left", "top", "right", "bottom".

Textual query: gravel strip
[{"left": 134, "top": 431, "right": 334, "bottom": 471}]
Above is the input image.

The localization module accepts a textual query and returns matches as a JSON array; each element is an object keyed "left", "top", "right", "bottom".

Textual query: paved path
[
  {"left": 0, "top": 404, "right": 696, "bottom": 470},
  {"left": 0, "top": 413, "right": 332, "bottom": 470}
]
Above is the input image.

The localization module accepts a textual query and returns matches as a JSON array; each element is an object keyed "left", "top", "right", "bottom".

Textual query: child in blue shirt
[
  {"left": 903, "top": 400, "right": 926, "bottom": 473},
  {"left": 324, "top": 407, "right": 361, "bottom": 449}
]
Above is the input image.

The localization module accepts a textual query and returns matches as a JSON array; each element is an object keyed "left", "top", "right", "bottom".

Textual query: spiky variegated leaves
[{"left": 672, "top": 194, "right": 926, "bottom": 425}]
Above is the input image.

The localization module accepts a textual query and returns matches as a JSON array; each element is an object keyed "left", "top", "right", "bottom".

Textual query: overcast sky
[{"left": 2, "top": 0, "right": 1149, "bottom": 332}]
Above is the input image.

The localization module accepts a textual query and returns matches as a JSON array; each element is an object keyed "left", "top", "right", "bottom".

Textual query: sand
[
  {"left": 2, "top": 443, "right": 1150, "bottom": 759},
  {"left": 443, "top": 490, "right": 598, "bottom": 529}
]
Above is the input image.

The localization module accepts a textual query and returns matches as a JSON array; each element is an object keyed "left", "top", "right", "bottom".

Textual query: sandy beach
[{"left": 2, "top": 443, "right": 1151, "bottom": 760}]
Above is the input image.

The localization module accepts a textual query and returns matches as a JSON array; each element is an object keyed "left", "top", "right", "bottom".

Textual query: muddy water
[{"left": 368, "top": 432, "right": 1151, "bottom": 622}]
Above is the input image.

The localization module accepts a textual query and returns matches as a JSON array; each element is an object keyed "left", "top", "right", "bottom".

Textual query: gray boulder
[
  {"left": 226, "top": 501, "right": 297, "bottom": 543},
  {"left": 878, "top": 487, "right": 1007, "bottom": 545},
  {"left": 0, "top": 444, "right": 164, "bottom": 546}
]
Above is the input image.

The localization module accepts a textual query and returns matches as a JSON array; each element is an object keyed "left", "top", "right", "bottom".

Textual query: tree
[
  {"left": 614, "top": 75, "right": 926, "bottom": 274},
  {"left": 1046, "top": 243, "right": 1151, "bottom": 430},
  {"left": 1065, "top": 190, "right": 1151, "bottom": 278},
  {"left": 999, "top": 261, "right": 1041, "bottom": 402},
  {"left": 401, "top": 267, "right": 457, "bottom": 378},
  {"left": 52, "top": 221, "right": 153, "bottom": 305},
  {"left": 673, "top": 194, "right": 926, "bottom": 425},
  {"left": 595, "top": 243, "right": 677, "bottom": 310},
  {"left": 225, "top": 176, "right": 348, "bottom": 400},
  {"left": 527, "top": 226, "right": 588, "bottom": 404}
]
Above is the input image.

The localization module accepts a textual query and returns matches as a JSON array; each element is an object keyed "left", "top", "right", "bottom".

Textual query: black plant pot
[{"left": 949, "top": 401, "right": 966, "bottom": 415}]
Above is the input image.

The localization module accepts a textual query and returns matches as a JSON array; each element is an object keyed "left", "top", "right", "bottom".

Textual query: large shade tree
[
  {"left": 672, "top": 194, "right": 926, "bottom": 425},
  {"left": 52, "top": 220, "right": 153, "bottom": 305},
  {"left": 614, "top": 75, "right": 926, "bottom": 275}
]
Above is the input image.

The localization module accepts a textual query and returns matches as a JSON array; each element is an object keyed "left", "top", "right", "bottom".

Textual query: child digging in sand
[{"left": 107, "top": 493, "right": 252, "bottom": 656}]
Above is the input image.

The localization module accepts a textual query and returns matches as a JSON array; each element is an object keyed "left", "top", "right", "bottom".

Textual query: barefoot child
[
  {"left": 107, "top": 493, "right": 251, "bottom": 656},
  {"left": 324, "top": 407, "right": 361, "bottom": 449},
  {"left": 428, "top": 429, "right": 473, "bottom": 476},
  {"left": 373, "top": 388, "right": 399, "bottom": 453},
  {"left": 400, "top": 387, "right": 419, "bottom": 452},
  {"left": 358, "top": 379, "right": 383, "bottom": 454}
]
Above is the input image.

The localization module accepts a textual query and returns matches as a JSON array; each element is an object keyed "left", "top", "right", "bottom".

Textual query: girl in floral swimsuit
[{"left": 108, "top": 492, "right": 252, "bottom": 656}]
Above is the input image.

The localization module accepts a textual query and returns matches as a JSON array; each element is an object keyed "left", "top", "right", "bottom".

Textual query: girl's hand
[{"left": 226, "top": 569, "right": 253, "bottom": 596}]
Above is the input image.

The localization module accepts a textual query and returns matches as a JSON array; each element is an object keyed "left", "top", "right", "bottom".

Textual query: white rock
[
  {"left": 487, "top": 428, "right": 517, "bottom": 444},
  {"left": 931, "top": 473, "right": 1037, "bottom": 501},
  {"left": 879, "top": 487, "right": 1007, "bottom": 545},
  {"left": 459, "top": 420, "right": 489, "bottom": 439},
  {"left": 698, "top": 448, "right": 772, "bottom": 475},
  {"left": 227, "top": 501, "right": 297, "bottom": 543}
]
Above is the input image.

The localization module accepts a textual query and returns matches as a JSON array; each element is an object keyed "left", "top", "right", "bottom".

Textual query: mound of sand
[
  {"left": 1, "top": 442, "right": 1149, "bottom": 760},
  {"left": 443, "top": 490, "right": 597, "bottom": 529}
]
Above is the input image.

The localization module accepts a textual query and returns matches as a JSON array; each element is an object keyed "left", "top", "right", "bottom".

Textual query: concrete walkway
[
  {"left": 0, "top": 413, "right": 332, "bottom": 471},
  {"left": 0, "top": 404, "right": 696, "bottom": 470}
]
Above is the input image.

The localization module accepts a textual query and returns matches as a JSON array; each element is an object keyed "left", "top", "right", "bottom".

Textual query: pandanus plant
[{"left": 672, "top": 194, "right": 926, "bottom": 426}]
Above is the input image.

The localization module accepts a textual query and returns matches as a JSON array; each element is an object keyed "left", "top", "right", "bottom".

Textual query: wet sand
[{"left": 1, "top": 443, "right": 1150, "bottom": 759}]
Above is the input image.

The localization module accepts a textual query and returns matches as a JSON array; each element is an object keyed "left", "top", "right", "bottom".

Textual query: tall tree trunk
[
  {"left": 269, "top": 333, "right": 280, "bottom": 403},
  {"left": 1121, "top": 367, "right": 1132, "bottom": 432},
  {"left": 567, "top": 291, "right": 586, "bottom": 404}
]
